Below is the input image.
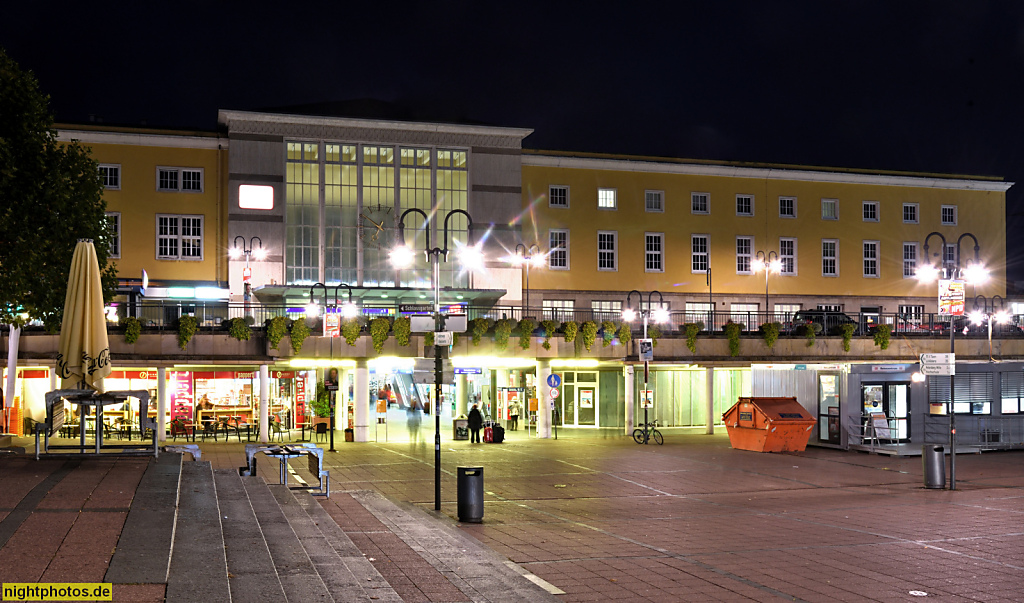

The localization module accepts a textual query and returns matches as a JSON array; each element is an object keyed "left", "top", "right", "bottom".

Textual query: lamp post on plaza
[
  {"left": 969, "top": 295, "right": 1009, "bottom": 363},
  {"left": 305, "top": 282, "right": 359, "bottom": 452},
  {"left": 752, "top": 250, "right": 781, "bottom": 322},
  {"left": 231, "top": 236, "right": 265, "bottom": 314},
  {"left": 506, "top": 244, "right": 545, "bottom": 318},
  {"left": 390, "top": 208, "right": 480, "bottom": 511},
  {"left": 623, "top": 290, "right": 669, "bottom": 435},
  {"left": 918, "top": 231, "right": 988, "bottom": 490}
]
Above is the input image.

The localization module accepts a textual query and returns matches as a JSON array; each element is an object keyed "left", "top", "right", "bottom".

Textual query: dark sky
[{"left": 5, "top": 2, "right": 1024, "bottom": 277}]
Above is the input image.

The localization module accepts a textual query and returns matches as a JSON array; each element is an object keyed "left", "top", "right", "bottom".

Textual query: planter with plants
[
  {"left": 683, "top": 323, "right": 701, "bottom": 353},
  {"left": 723, "top": 322, "right": 742, "bottom": 357},
  {"left": 290, "top": 319, "right": 311, "bottom": 353},
  {"left": 228, "top": 317, "right": 252, "bottom": 341},
  {"left": 517, "top": 317, "right": 536, "bottom": 350},
  {"left": 540, "top": 320, "right": 559, "bottom": 350},
  {"left": 266, "top": 316, "right": 288, "bottom": 351},
  {"left": 601, "top": 320, "right": 617, "bottom": 347},
  {"left": 177, "top": 315, "right": 198, "bottom": 350},
  {"left": 121, "top": 316, "right": 142, "bottom": 345},
  {"left": 370, "top": 317, "right": 391, "bottom": 353},
  {"left": 580, "top": 320, "right": 598, "bottom": 352},
  {"left": 494, "top": 318, "right": 513, "bottom": 351}
]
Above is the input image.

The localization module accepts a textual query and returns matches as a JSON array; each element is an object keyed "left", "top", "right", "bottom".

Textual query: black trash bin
[
  {"left": 923, "top": 445, "right": 945, "bottom": 489},
  {"left": 457, "top": 466, "right": 484, "bottom": 523}
]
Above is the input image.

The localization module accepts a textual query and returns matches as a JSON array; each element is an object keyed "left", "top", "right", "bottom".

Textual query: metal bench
[{"left": 35, "top": 389, "right": 158, "bottom": 459}]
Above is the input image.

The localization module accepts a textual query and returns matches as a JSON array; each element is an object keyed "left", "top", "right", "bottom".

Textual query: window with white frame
[
  {"left": 944, "top": 244, "right": 956, "bottom": 267},
  {"left": 598, "top": 188, "right": 616, "bottom": 209},
  {"left": 736, "top": 236, "right": 753, "bottom": 274},
  {"left": 730, "top": 303, "right": 759, "bottom": 330},
  {"left": 941, "top": 205, "right": 957, "bottom": 225},
  {"left": 591, "top": 300, "right": 623, "bottom": 322},
  {"left": 822, "top": 240, "right": 838, "bottom": 276},
  {"left": 899, "top": 304, "right": 924, "bottom": 323},
  {"left": 106, "top": 212, "right": 120, "bottom": 258},
  {"left": 863, "top": 240, "right": 879, "bottom": 277},
  {"left": 821, "top": 198, "right": 838, "bottom": 220},
  {"left": 691, "top": 192, "right": 709, "bottom": 214},
  {"left": 548, "top": 229, "right": 569, "bottom": 269},
  {"left": 645, "top": 233, "right": 664, "bottom": 272},
  {"left": 779, "top": 196, "right": 796, "bottom": 218},
  {"left": 645, "top": 190, "right": 664, "bottom": 212},
  {"left": 1000, "top": 372, "right": 1024, "bottom": 414},
  {"left": 99, "top": 164, "right": 120, "bottom": 190},
  {"left": 543, "top": 300, "right": 574, "bottom": 321},
  {"left": 685, "top": 302, "right": 713, "bottom": 318},
  {"left": 691, "top": 234, "right": 709, "bottom": 273},
  {"left": 774, "top": 304, "right": 801, "bottom": 322},
  {"left": 863, "top": 201, "right": 878, "bottom": 222},
  {"left": 903, "top": 242, "right": 918, "bottom": 278},
  {"left": 156, "top": 214, "right": 203, "bottom": 260},
  {"left": 736, "top": 194, "right": 753, "bottom": 216},
  {"left": 779, "top": 238, "right": 796, "bottom": 275},
  {"left": 903, "top": 203, "right": 918, "bottom": 223},
  {"left": 157, "top": 167, "right": 203, "bottom": 192},
  {"left": 549, "top": 185, "right": 569, "bottom": 208},
  {"left": 597, "top": 231, "right": 617, "bottom": 271},
  {"left": 818, "top": 304, "right": 842, "bottom": 312}
]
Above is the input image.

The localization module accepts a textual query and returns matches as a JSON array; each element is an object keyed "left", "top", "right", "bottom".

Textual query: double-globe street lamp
[
  {"left": 623, "top": 290, "right": 669, "bottom": 438},
  {"left": 917, "top": 231, "right": 988, "bottom": 490},
  {"left": 969, "top": 295, "right": 1010, "bottom": 363},
  {"left": 751, "top": 250, "right": 781, "bottom": 323},
  {"left": 305, "top": 283, "right": 358, "bottom": 451},
  {"left": 390, "top": 208, "right": 481, "bottom": 511},
  {"left": 505, "top": 244, "right": 546, "bottom": 318},
  {"left": 231, "top": 236, "right": 266, "bottom": 313}
]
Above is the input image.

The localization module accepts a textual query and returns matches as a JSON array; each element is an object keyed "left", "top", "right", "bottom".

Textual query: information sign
[
  {"left": 547, "top": 373, "right": 562, "bottom": 388},
  {"left": 920, "top": 353, "right": 955, "bottom": 365},
  {"left": 920, "top": 363, "right": 955, "bottom": 376},
  {"left": 638, "top": 339, "right": 654, "bottom": 361}
]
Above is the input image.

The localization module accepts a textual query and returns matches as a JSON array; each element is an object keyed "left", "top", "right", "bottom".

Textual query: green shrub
[
  {"left": 393, "top": 316, "right": 411, "bottom": 346},
  {"left": 177, "top": 315, "right": 198, "bottom": 350},
  {"left": 840, "top": 323, "right": 856, "bottom": 352},
  {"left": 760, "top": 322, "right": 781, "bottom": 349},
  {"left": 341, "top": 318, "right": 361, "bottom": 345},
  {"left": 540, "top": 320, "right": 559, "bottom": 350},
  {"left": 494, "top": 319, "right": 513, "bottom": 350},
  {"left": 684, "top": 323, "right": 700, "bottom": 353},
  {"left": 425, "top": 331, "right": 434, "bottom": 347},
  {"left": 370, "top": 317, "right": 391, "bottom": 353},
  {"left": 228, "top": 317, "right": 252, "bottom": 341},
  {"left": 873, "top": 324, "right": 892, "bottom": 350},
  {"left": 580, "top": 321, "right": 598, "bottom": 351},
  {"left": 562, "top": 320, "right": 579, "bottom": 344},
  {"left": 310, "top": 380, "right": 331, "bottom": 417},
  {"left": 471, "top": 317, "right": 493, "bottom": 346},
  {"left": 601, "top": 320, "right": 617, "bottom": 346},
  {"left": 618, "top": 321, "right": 633, "bottom": 346},
  {"left": 724, "top": 322, "right": 742, "bottom": 357},
  {"left": 290, "top": 319, "right": 310, "bottom": 353},
  {"left": 648, "top": 324, "right": 662, "bottom": 347},
  {"left": 121, "top": 316, "right": 141, "bottom": 345},
  {"left": 518, "top": 317, "right": 536, "bottom": 350},
  {"left": 266, "top": 316, "right": 288, "bottom": 350}
]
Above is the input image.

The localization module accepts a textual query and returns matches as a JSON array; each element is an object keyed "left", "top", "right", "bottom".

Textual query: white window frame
[
  {"left": 106, "top": 212, "right": 121, "bottom": 259},
  {"left": 779, "top": 196, "right": 797, "bottom": 218},
  {"left": 862, "top": 201, "right": 879, "bottom": 222},
  {"left": 863, "top": 240, "right": 879, "bottom": 278},
  {"left": 542, "top": 300, "right": 574, "bottom": 321},
  {"left": 549, "top": 185, "right": 569, "bottom": 208},
  {"left": 597, "top": 188, "right": 617, "bottom": 210},
  {"left": 822, "top": 239, "right": 838, "bottom": 277},
  {"left": 941, "top": 205, "right": 957, "bottom": 225},
  {"left": 157, "top": 166, "right": 204, "bottom": 193},
  {"left": 645, "top": 190, "right": 664, "bottom": 212},
  {"left": 736, "top": 236, "right": 753, "bottom": 275},
  {"left": 645, "top": 232, "right": 664, "bottom": 273},
  {"left": 548, "top": 229, "right": 569, "bottom": 270},
  {"left": 903, "top": 242, "right": 918, "bottom": 278},
  {"left": 736, "top": 194, "right": 753, "bottom": 216},
  {"left": 779, "top": 237, "right": 797, "bottom": 275},
  {"left": 903, "top": 203, "right": 918, "bottom": 224},
  {"left": 691, "top": 234, "right": 709, "bottom": 274},
  {"left": 691, "top": 192, "right": 710, "bottom": 214},
  {"left": 821, "top": 198, "right": 838, "bottom": 220},
  {"left": 730, "top": 303, "right": 760, "bottom": 330},
  {"left": 156, "top": 214, "right": 204, "bottom": 261},
  {"left": 591, "top": 300, "right": 623, "bottom": 322},
  {"left": 99, "top": 164, "right": 121, "bottom": 190},
  {"left": 597, "top": 230, "right": 618, "bottom": 272}
]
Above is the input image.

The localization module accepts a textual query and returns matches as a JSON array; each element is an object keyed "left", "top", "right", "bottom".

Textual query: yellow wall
[{"left": 521, "top": 158, "right": 1007, "bottom": 300}]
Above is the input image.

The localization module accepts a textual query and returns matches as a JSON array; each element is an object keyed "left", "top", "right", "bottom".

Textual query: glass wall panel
[
  {"left": 325, "top": 144, "right": 357, "bottom": 284},
  {"left": 399, "top": 148, "right": 433, "bottom": 287},
  {"left": 436, "top": 149, "right": 469, "bottom": 288},
  {"left": 362, "top": 146, "right": 396, "bottom": 286},
  {"left": 286, "top": 142, "right": 320, "bottom": 284}
]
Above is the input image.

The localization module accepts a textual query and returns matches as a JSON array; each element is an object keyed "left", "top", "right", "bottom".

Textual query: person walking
[
  {"left": 468, "top": 404, "right": 483, "bottom": 443},
  {"left": 509, "top": 400, "right": 520, "bottom": 431}
]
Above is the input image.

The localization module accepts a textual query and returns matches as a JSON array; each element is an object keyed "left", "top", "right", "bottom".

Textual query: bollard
[
  {"left": 457, "top": 466, "right": 484, "bottom": 523},
  {"left": 923, "top": 445, "right": 945, "bottom": 489}
]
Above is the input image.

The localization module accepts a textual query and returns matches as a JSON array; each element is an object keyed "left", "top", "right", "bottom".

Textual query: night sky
[{"left": 5, "top": 2, "right": 1024, "bottom": 278}]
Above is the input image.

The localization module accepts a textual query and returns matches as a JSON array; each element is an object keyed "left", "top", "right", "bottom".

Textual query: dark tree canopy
[{"left": 0, "top": 48, "right": 117, "bottom": 331}]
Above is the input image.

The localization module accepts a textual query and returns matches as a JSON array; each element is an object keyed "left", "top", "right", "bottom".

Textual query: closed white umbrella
[{"left": 55, "top": 239, "right": 111, "bottom": 392}]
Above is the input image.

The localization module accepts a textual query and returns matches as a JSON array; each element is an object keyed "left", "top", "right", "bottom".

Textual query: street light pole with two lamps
[
  {"left": 751, "top": 250, "right": 781, "bottom": 323},
  {"left": 506, "top": 244, "right": 545, "bottom": 318},
  {"left": 231, "top": 236, "right": 266, "bottom": 313},
  {"left": 623, "top": 290, "right": 669, "bottom": 439},
  {"left": 390, "top": 208, "right": 481, "bottom": 511},
  {"left": 969, "top": 295, "right": 1010, "bottom": 363},
  {"left": 305, "top": 282, "right": 359, "bottom": 452}
]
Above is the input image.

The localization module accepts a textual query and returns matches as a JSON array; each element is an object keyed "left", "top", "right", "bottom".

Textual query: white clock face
[{"left": 360, "top": 205, "right": 393, "bottom": 250}]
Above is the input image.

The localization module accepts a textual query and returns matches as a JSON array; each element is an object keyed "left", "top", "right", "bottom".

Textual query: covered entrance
[
  {"left": 861, "top": 382, "right": 911, "bottom": 442},
  {"left": 558, "top": 371, "right": 599, "bottom": 427}
]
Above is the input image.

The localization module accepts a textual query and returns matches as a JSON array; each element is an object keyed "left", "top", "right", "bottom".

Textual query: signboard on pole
[
  {"left": 920, "top": 353, "right": 955, "bottom": 365},
  {"left": 549, "top": 388, "right": 560, "bottom": 399},
  {"left": 938, "top": 279, "right": 966, "bottom": 316},
  {"left": 640, "top": 389, "right": 654, "bottom": 408},
  {"left": 324, "top": 313, "right": 340, "bottom": 337},
  {"left": 921, "top": 363, "right": 955, "bottom": 376},
  {"left": 547, "top": 373, "right": 561, "bottom": 388},
  {"left": 638, "top": 339, "right": 654, "bottom": 361}
]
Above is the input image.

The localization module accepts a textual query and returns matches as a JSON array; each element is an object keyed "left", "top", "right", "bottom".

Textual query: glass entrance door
[
  {"left": 557, "top": 372, "right": 599, "bottom": 427},
  {"left": 861, "top": 382, "right": 910, "bottom": 443},
  {"left": 818, "top": 373, "right": 840, "bottom": 444}
]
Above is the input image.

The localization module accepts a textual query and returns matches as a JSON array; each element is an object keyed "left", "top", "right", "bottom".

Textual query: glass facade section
[
  {"left": 435, "top": 149, "right": 469, "bottom": 289},
  {"left": 325, "top": 144, "right": 357, "bottom": 285},
  {"left": 286, "top": 142, "right": 320, "bottom": 284},
  {"left": 362, "top": 146, "right": 396, "bottom": 286}
]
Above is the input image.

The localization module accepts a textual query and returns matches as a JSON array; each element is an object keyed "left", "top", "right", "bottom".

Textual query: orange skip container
[{"left": 722, "top": 397, "right": 816, "bottom": 453}]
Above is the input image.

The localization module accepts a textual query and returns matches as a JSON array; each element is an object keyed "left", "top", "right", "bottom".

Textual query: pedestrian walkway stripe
[
  {"left": 503, "top": 561, "right": 566, "bottom": 595},
  {"left": 0, "top": 460, "right": 78, "bottom": 549}
]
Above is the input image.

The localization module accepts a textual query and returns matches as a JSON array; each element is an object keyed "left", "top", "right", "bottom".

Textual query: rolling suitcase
[
  {"left": 491, "top": 424, "right": 505, "bottom": 443},
  {"left": 483, "top": 426, "right": 493, "bottom": 443}
]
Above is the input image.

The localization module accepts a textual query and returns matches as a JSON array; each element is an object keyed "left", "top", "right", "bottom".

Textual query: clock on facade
[{"left": 359, "top": 204, "right": 393, "bottom": 250}]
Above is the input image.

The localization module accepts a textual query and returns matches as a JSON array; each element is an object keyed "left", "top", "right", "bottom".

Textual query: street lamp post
[
  {"left": 391, "top": 208, "right": 480, "bottom": 511},
  {"left": 752, "top": 250, "right": 781, "bottom": 323},
  {"left": 231, "top": 236, "right": 265, "bottom": 314},
  {"left": 970, "top": 295, "right": 1009, "bottom": 363},
  {"left": 305, "top": 282, "right": 359, "bottom": 452},
  {"left": 506, "top": 244, "right": 545, "bottom": 318},
  {"left": 623, "top": 290, "right": 669, "bottom": 437}
]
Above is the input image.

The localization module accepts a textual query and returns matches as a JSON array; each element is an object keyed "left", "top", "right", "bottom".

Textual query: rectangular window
[
  {"left": 99, "top": 164, "right": 120, "bottom": 189},
  {"left": 691, "top": 192, "right": 709, "bottom": 214},
  {"left": 774, "top": 303, "right": 801, "bottom": 322},
  {"left": 863, "top": 201, "right": 878, "bottom": 222},
  {"left": 591, "top": 300, "right": 623, "bottom": 322},
  {"left": 597, "top": 231, "right": 617, "bottom": 271},
  {"left": 779, "top": 196, "right": 796, "bottom": 218},
  {"left": 779, "top": 238, "right": 796, "bottom": 275},
  {"left": 157, "top": 167, "right": 203, "bottom": 192},
  {"left": 903, "top": 203, "right": 918, "bottom": 224},
  {"left": 736, "top": 194, "right": 753, "bottom": 216},
  {"left": 863, "top": 241, "right": 879, "bottom": 277},
  {"left": 645, "top": 190, "right": 664, "bottom": 212},
  {"left": 818, "top": 304, "right": 842, "bottom": 312},
  {"left": 942, "top": 205, "right": 957, "bottom": 225},
  {"left": 736, "top": 236, "right": 752, "bottom": 274},
  {"left": 645, "top": 233, "right": 664, "bottom": 272},
  {"left": 691, "top": 234, "right": 709, "bottom": 273},
  {"left": 822, "top": 239, "right": 838, "bottom": 277},
  {"left": 156, "top": 214, "right": 203, "bottom": 260},
  {"left": 929, "top": 373, "right": 992, "bottom": 414},
  {"left": 944, "top": 244, "right": 956, "bottom": 267},
  {"left": 549, "top": 229, "right": 569, "bottom": 270},
  {"left": 543, "top": 300, "right": 574, "bottom": 321},
  {"left": 903, "top": 242, "right": 918, "bottom": 278},
  {"left": 899, "top": 304, "right": 925, "bottom": 326},
  {"left": 1000, "top": 372, "right": 1024, "bottom": 414},
  {"left": 730, "top": 303, "right": 760, "bottom": 330},
  {"left": 105, "top": 212, "right": 120, "bottom": 258},
  {"left": 550, "top": 185, "right": 569, "bottom": 208},
  {"left": 285, "top": 141, "right": 320, "bottom": 284},
  {"left": 821, "top": 198, "right": 838, "bottom": 220},
  {"left": 598, "top": 188, "right": 616, "bottom": 210}
]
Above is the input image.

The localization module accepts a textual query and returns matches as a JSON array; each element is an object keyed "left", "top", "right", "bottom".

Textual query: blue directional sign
[{"left": 547, "top": 373, "right": 561, "bottom": 388}]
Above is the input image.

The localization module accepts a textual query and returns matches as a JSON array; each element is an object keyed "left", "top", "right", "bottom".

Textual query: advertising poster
[
  {"left": 580, "top": 389, "right": 594, "bottom": 408},
  {"left": 295, "top": 374, "right": 307, "bottom": 419},
  {"left": 170, "top": 371, "right": 194, "bottom": 420},
  {"left": 938, "top": 279, "right": 965, "bottom": 316},
  {"left": 324, "top": 312, "right": 340, "bottom": 337},
  {"left": 641, "top": 389, "right": 654, "bottom": 408}
]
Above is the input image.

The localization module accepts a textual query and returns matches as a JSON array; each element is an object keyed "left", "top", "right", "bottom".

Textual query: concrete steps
[{"left": 165, "top": 461, "right": 230, "bottom": 603}]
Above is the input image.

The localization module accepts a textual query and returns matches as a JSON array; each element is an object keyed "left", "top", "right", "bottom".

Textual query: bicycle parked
[{"left": 632, "top": 420, "right": 663, "bottom": 445}]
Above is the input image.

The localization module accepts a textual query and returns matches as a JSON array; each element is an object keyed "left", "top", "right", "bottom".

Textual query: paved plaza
[{"left": 1, "top": 427, "right": 1022, "bottom": 602}]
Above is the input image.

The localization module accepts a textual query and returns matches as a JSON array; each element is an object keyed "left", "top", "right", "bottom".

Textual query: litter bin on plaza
[
  {"left": 457, "top": 466, "right": 484, "bottom": 523},
  {"left": 923, "top": 445, "right": 945, "bottom": 489},
  {"left": 723, "top": 397, "right": 816, "bottom": 453},
  {"left": 453, "top": 417, "right": 469, "bottom": 441}
]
